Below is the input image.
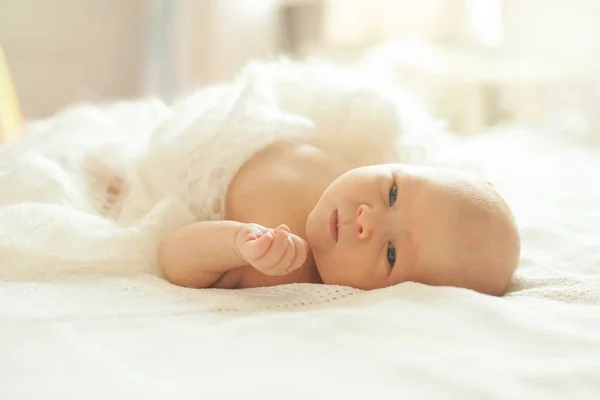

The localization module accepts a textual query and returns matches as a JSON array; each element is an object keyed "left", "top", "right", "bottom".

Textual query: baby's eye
[
  {"left": 387, "top": 242, "right": 396, "bottom": 267},
  {"left": 389, "top": 183, "right": 398, "bottom": 206}
]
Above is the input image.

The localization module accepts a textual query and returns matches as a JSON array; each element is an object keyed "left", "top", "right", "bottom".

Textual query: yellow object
[{"left": 0, "top": 47, "right": 23, "bottom": 143}]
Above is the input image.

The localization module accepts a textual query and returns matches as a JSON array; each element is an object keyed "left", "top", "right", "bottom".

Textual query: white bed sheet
[{"left": 2, "top": 128, "right": 600, "bottom": 399}]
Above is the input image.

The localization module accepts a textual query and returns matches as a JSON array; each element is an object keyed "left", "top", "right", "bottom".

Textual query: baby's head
[{"left": 305, "top": 164, "right": 520, "bottom": 296}]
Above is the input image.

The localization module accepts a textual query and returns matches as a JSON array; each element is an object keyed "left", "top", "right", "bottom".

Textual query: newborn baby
[{"left": 157, "top": 139, "right": 520, "bottom": 296}]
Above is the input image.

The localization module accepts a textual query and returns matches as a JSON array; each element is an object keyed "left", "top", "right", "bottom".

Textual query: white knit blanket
[
  {"left": 1, "top": 62, "right": 600, "bottom": 399},
  {"left": 0, "top": 61, "right": 424, "bottom": 280}
]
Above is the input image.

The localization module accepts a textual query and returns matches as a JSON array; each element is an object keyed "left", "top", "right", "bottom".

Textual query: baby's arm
[
  {"left": 157, "top": 221, "right": 307, "bottom": 288},
  {"left": 157, "top": 221, "right": 245, "bottom": 288}
]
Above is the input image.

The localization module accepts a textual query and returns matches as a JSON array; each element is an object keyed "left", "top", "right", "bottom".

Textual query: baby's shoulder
[{"left": 225, "top": 141, "right": 332, "bottom": 227}]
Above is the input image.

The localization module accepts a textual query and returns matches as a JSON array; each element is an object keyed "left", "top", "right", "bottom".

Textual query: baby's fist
[{"left": 234, "top": 223, "right": 308, "bottom": 276}]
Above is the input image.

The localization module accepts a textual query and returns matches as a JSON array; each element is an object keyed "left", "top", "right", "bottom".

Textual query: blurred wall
[
  {"left": 0, "top": 0, "right": 283, "bottom": 120},
  {"left": 0, "top": 0, "right": 147, "bottom": 119},
  {"left": 172, "top": 0, "right": 281, "bottom": 93},
  {"left": 3, "top": 0, "right": 600, "bottom": 124},
  {"left": 499, "top": 0, "right": 600, "bottom": 66}
]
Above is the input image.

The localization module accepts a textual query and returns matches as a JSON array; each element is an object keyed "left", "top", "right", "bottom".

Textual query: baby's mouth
[{"left": 329, "top": 209, "right": 339, "bottom": 242}]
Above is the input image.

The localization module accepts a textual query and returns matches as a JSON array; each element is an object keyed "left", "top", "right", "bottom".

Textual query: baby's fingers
[
  {"left": 287, "top": 235, "right": 308, "bottom": 272},
  {"left": 254, "top": 228, "right": 290, "bottom": 273},
  {"left": 276, "top": 224, "right": 290, "bottom": 233},
  {"left": 268, "top": 235, "right": 297, "bottom": 276},
  {"left": 244, "top": 230, "right": 275, "bottom": 261}
]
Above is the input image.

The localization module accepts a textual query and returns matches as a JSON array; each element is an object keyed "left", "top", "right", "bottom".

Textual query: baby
[
  {"left": 76, "top": 61, "right": 518, "bottom": 295},
  {"left": 157, "top": 138, "right": 520, "bottom": 296}
]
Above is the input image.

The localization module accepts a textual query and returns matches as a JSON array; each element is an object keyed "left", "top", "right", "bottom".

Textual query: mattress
[{"left": 2, "top": 127, "right": 600, "bottom": 399}]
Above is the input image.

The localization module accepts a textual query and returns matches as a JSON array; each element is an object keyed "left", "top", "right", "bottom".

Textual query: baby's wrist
[{"left": 232, "top": 224, "right": 248, "bottom": 264}]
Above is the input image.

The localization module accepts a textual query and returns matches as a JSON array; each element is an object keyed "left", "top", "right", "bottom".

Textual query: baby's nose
[{"left": 355, "top": 204, "right": 374, "bottom": 240}]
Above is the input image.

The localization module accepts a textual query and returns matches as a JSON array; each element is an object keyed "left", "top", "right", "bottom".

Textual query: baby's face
[{"left": 305, "top": 164, "right": 520, "bottom": 295}]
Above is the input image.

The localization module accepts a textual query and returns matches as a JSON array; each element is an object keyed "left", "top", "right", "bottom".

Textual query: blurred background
[{"left": 1, "top": 0, "right": 600, "bottom": 138}]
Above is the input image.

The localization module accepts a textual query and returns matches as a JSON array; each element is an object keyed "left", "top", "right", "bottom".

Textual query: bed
[{"left": 1, "top": 80, "right": 600, "bottom": 398}]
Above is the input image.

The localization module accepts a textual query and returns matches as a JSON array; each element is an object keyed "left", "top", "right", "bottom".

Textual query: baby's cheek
[
  {"left": 333, "top": 247, "right": 361, "bottom": 272},
  {"left": 325, "top": 251, "right": 373, "bottom": 288}
]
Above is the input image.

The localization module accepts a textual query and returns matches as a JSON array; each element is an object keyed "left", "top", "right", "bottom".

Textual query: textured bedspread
[{"left": 2, "top": 123, "right": 600, "bottom": 398}]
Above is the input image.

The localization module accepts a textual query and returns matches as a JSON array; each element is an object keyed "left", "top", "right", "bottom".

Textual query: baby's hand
[{"left": 234, "top": 223, "right": 308, "bottom": 276}]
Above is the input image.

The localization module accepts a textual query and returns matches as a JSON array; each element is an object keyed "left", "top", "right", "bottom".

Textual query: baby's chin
[
  {"left": 304, "top": 208, "right": 318, "bottom": 247},
  {"left": 307, "top": 243, "right": 330, "bottom": 279},
  {"left": 304, "top": 202, "right": 329, "bottom": 247}
]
